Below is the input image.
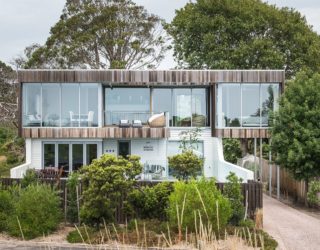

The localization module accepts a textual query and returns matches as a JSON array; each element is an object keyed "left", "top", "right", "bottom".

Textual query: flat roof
[{"left": 18, "top": 69, "right": 285, "bottom": 85}]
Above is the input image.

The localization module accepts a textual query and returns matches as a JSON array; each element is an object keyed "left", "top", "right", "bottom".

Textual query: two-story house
[{"left": 11, "top": 70, "right": 284, "bottom": 182}]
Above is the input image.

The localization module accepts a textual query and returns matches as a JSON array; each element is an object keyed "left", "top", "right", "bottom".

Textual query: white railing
[{"left": 10, "top": 162, "right": 32, "bottom": 178}]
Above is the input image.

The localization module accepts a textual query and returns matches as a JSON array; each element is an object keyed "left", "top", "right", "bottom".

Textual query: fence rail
[{"left": 0, "top": 178, "right": 262, "bottom": 222}]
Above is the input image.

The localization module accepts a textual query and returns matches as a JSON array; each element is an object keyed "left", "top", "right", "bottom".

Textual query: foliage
[
  {"left": 168, "top": 150, "right": 203, "bottom": 180},
  {"left": 66, "top": 172, "right": 81, "bottom": 223},
  {"left": 80, "top": 154, "right": 142, "bottom": 226},
  {"left": 128, "top": 182, "right": 172, "bottom": 220},
  {"left": 167, "top": 0, "right": 320, "bottom": 78},
  {"left": 271, "top": 72, "right": 320, "bottom": 181},
  {"left": 7, "top": 184, "right": 61, "bottom": 239},
  {"left": 21, "top": 169, "right": 38, "bottom": 188},
  {"left": 0, "top": 61, "right": 18, "bottom": 126},
  {"left": 239, "top": 219, "right": 255, "bottom": 229},
  {"left": 22, "top": 0, "right": 168, "bottom": 69},
  {"left": 67, "top": 226, "right": 97, "bottom": 243},
  {"left": 167, "top": 178, "right": 232, "bottom": 233},
  {"left": 224, "top": 172, "right": 244, "bottom": 225},
  {"left": 307, "top": 180, "right": 320, "bottom": 206},
  {"left": 0, "top": 127, "right": 24, "bottom": 177},
  {"left": 0, "top": 189, "right": 14, "bottom": 232},
  {"left": 223, "top": 139, "right": 242, "bottom": 164}
]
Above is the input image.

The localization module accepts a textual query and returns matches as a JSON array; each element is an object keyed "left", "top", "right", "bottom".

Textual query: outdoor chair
[
  {"left": 148, "top": 113, "right": 165, "bottom": 127},
  {"left": 119, "top": 119, "right": 131, "bottom": 128}
]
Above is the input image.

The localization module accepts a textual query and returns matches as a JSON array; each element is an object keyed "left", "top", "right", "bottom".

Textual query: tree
[
  {"left": 0, "top": 61, "right": 17, "bottom": 127},
  {"left": 22, "top": 0, "right": 167, "bottom": 69},
  {"left": 167, "top": 0, "right": 320, "bottom": 78},
  {"left": 271, "top": 72, "right": 320, "bottom": 182},
  {"left": 223, "top": 139, "right": 242, "bottom": 164}
]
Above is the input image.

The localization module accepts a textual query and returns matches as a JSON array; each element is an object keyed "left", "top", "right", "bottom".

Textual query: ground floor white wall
[{"left": 11, "top": 128, "right": 253, "bottom": 182}]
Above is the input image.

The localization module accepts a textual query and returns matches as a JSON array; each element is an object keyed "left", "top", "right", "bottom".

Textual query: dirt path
[{"left": 263, "top": 194, "right": 320, "bottom": 250}]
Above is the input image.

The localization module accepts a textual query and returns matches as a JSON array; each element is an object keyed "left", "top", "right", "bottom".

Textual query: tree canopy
[
  {"left": 0, "top": 61, "right": 17, "bottom": 127},
  {"left": 167, "top": 0, "right": 320, "bottom": 78},
  {"left": 271, "top": 72, "right": 320, "bottom": 181},
  {"left": 22, "top": 0, "right": 167, "bottom": 69}
]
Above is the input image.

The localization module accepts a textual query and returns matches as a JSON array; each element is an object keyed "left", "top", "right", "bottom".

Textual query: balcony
[{"left": 22, "top": 112, "right": 170, "bottom": 139}]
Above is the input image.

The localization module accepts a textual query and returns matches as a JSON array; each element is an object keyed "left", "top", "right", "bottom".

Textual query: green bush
[
  {"left": 80, "top": 154, "right": 142, "bottom": 227},
  {"left": 128, "top": 182, "right": 172, "bottom": 220},
  {"left": 21, "top": 169, "right": 38, "bottom": 188},
  {"left": 307, "top": 180, "right": 320, "bottom": 206},
  {"left": 66, "top": 172, "right": 81, "bottom": 223},
  {"left": 0, "top": 189, "right": 14, "bottom": 232},
  {"left": 168, "top": 150, "right": 203, "bottom": 180},
  {"left": 224, "top": 172, "right": 244, "bottom": 225},
  {"left": 223, "top": 139, "right": 242, "bottom": 164},
  {"left": 67, "top": 226, "right": 97, "bottom": 243},
  {"left": 7, "top": 184, "right": 61, "bottom": 239},
  {"left": 167, "top": 178, "right": 232, "bottom": 233}
]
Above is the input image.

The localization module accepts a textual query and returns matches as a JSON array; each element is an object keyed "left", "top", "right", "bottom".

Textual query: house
[{"left": 11, "top": 69, "right": 284, "bottom": 182}]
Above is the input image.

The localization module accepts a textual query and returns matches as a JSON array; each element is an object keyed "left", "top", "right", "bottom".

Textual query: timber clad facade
[{"left": 13, "top": 69, "right": 285, "bottom": 181}]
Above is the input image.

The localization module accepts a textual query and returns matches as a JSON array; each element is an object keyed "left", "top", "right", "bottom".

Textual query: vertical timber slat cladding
[
  {"left": 18, "top": 70, "right": 284, "bottom": 85},
  {"left": 213, "top": 128, "right": 270, "bottom": 138},
  {"left": 21, "top": 127, "right": 169, "bottom": 139}
]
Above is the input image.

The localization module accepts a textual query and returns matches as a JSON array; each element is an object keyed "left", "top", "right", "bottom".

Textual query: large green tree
[
  {"left": 167, "top": 0, "right": 320, "bottom": 78},
  {"left": 0, "top": 61, "right": 17, "bottom": 127},
  {"left": 271, "top": 72, "right": 320, "bottom": 182},
  {"left": 21, "top": 0, "right": 167, "bottom": 69}
]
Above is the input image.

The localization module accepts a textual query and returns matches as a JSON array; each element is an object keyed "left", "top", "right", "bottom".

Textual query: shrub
[
  {"left": 307, "top": 180, "right": 320, "bottom": 206},
  {"left": 128, "top": 182, "right": 172, "bottom": 220},
  {"left": 7, "top": 184, "right": 61, "bottom": 239},
  {"left": 224, "top": 172, "right": 244, "bottom": 225},
  {"left": 21, "top": 169, "right": 38, "bottom": 188},
  {"left": 0, "top": 189, "right": 14, "bottom": 232},
  {"left": 167, "top": 178, "right": 232, "bottom": 233},
  {"left": 80, "top": 154, "right": 142, "bottom": 227},
  {"left": 223, "top": 139, "right": 242, "bottom": 164},
  {"left": 168, "top": 150, "right": 203, "bottom": 180},
  {"left": 66, "top": 172, "right": 80, "bottom": 223}
]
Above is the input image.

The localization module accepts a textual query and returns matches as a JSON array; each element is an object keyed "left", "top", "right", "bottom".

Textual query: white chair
[{"left": 69, "top": 111, "right": 78, "bottom": 126}]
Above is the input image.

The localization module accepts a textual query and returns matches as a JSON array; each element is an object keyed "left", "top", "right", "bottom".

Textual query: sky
[{"left": 0, "top": 0, "right": 319, "bottom": 69}]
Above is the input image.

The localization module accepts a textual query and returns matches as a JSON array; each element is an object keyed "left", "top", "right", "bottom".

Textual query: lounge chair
[
  {"left": 148, "top": 113, "right": 165, "bottom": 127},
  {"left": 119, "top": 119, "right": 131, "bottom": 128}
]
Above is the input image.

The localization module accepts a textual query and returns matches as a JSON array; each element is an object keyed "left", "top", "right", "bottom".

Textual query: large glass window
[
  {"left": 62, "top": 84, "right": 79, "bottom": 127},
  {"left": 192, "top": 89, "right": 207, "bottom": 127},
  {"left": 72, "top": 144, "right": 83, "bottom": 171},
  {"left": 173, "top": 89, "right": 192, "bottom": 127},
  {"left": 42, "top": 84, "right": 60, "bottom": 127},
  {"left": 216, "top": 83, "right": 280, "bottom": 128},
  {"left": 58, "top": 144, "right": 69, "bottom": 173},
  {"left": 105, "top": 88, "right": 150, "bottom": 125},
  {"left": 242, "top": 84, "right": 260, "bottom": 127},
  {"left": 22, "top": 84, "right": 41, "bottom": 127},
  {"left": 22, "top": 83, "right": 100, "bottom": 127},
  {"left": 86, "top": 144, "right": 97, "bottom": 165},
  {"left": 80, "top": 84, "right": 99, "bottom": 127},
  {"left": 152, "top": 88, "right": 172, "bottom": 126},
  {"left": 216, "top": 84, "right": 241, "bottom": 127},
  {"left": 44, "top": 144, "right": 55, "bottom": 168}
]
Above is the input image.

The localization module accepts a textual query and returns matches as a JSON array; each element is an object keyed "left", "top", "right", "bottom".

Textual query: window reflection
[
  {"left": 192, "top": 89, "right": 207, "bottom": 127},
  {"left": 173, "top": 89, "right": 192, "bottom": 127},
  {"left": 44, "top": 144, "right": 55, "bottom": 168},
  {"left": 22, "top": 84, "right": 41, "bottom": 127},
  {"left": 152, "top": 88, "right": 172, "bottom": 126},
  {"left": 42, "top": 84, "right": 60, "bottom": 127},
  {"left": 241, "top": 84, "right": 260, "bottom": 127},
  {"left": 62, "top": 84, "right": 79, "bottom": 127}
]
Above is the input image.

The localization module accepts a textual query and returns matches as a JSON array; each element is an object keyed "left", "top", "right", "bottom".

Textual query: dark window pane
[
  {"left": 173, "top": 89, "right": 191, "bottom": 127},
  {"left": 62, "top": 84, "right": 79, "bottom": 127},
  {"left": 44, "top": 144, "right": 55, "bottom": 168},
  {"left": 152, "top": 88, "right": 172, "bottom": 126},
  {"left": 22, "top": 84, "right": 41, "bottom": 127},
  {"left": 86, "top": 144, "right": 97, "bottom": 165},
  {"left": 216, "top": 84, "right": 241, "bottom": 127},
  {"left": 58, "top": 144, "right": 69, "bottom": 173},
  {"left": 192, "top": 89, "right": 207, "bottom": 127},
  {"left": 261, "top": 84, "right": 279, "bottom": 127},
  {"left": 242, "top": 84, "right": 260, "bottom": 127},
  {"left": 80, "top": 84, "right": 99, "bottom": 127},
  {"left": 72, "top": 144, "right": 83, "bottom": 171},
  {"left": 42, "top": 84, "right": 61, "bottom": 127}
]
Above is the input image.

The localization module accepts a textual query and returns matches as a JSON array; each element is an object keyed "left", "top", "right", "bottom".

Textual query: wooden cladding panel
[
  {"left": 18, "top": 70, "right": 284, "bottom": 85},
  {"left": 214, "top": 129, "right": 270, "bottom": 138},
  {"left": 22, "top": 127, "right": 170, "bottom": 139}
]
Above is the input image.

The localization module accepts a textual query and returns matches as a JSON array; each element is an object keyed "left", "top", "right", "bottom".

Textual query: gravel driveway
[{"left": 263, "top": 194, "right": 320, "bottom": 250}]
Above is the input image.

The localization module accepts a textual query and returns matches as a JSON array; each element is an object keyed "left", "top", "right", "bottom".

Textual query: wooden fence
[
  {"left": 0, "top": 178, "right": 263, "bottom": 222},
  {"left": 261, "top": 159, "right": 307, "bottom": 203}
]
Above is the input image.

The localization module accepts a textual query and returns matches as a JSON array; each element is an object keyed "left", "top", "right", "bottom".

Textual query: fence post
[
  {"left": 64, "top": 186, "right": 67, "bottom": 225},
  {"left": 277, "top": 165, "right": 280, "bottom": 200},
  {"left": 269, "top": 138, "right": 272, "bottom": 196}
]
